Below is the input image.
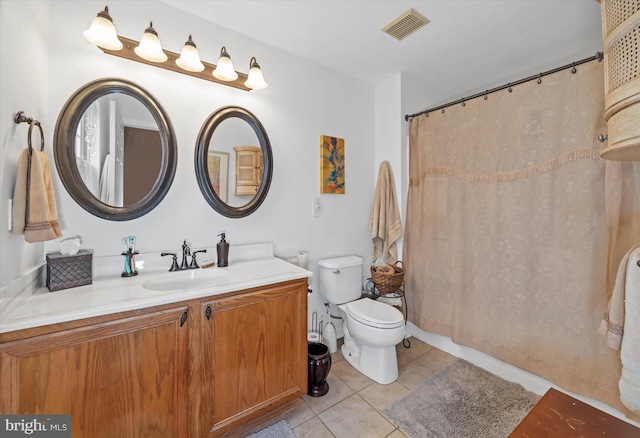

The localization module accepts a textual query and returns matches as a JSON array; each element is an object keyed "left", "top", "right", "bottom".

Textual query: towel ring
[{"left": 28, "top": 121, "right": 44, "bottom": 153}]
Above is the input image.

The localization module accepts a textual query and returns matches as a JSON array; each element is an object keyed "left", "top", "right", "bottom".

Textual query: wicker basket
[{"left": 370, "top": 261, "right": 404, "bottom": 295}]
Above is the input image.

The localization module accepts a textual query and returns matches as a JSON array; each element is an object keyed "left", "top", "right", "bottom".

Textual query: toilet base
[{"left": 341, "top": 330, "right": 399, "bottom": 385}]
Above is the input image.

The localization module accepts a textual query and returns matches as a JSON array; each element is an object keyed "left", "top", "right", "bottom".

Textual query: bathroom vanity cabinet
[
  {"left": 0, "top": 278, "right": 307, "bottom": 437},
  {"left": 199, "top": 281, "right": 307, "bottom": 436},
  {"left": 0, "top": 305, "right": 190, "bottom": 437}
]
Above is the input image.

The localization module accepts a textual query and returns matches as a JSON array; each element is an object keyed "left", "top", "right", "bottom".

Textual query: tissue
[
  {"left": 59, "top": 237, "right": 82, "bottom": 255},
  {"left": 298, "top": 251, "right": 309, "bottom": 270}
]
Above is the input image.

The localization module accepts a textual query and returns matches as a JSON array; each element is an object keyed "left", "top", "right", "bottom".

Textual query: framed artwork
[
  {"left": 207, "top": 151, "right": 229, "bottom": 203},
  {"left": 320, "top": 135, "right": 345, "bottom": 194}
]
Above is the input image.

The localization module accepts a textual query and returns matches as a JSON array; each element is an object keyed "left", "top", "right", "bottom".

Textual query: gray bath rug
[
  {"left": 244, "top": 419, "right": 295, "bottom": 438},
  {"left": 384, "top": 359, "right": 540, "bottom": 438}
]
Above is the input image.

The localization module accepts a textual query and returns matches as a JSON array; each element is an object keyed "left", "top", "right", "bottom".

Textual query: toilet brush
[{"left": 323, "top": 308, "right": 338, "bottom": 353}]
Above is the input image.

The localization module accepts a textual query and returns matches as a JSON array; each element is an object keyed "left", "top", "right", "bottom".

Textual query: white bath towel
[
  {"left": 99, "top": 153, "right": 113, "bottom": 205},
  {"left": 619, "top": 246, "right": 640, "bottom": 417},
  {"left": 599, "top": 242, "right": 640, "bottom": 349},
  {"left": 370, "top": 161, "right": 402, "bottom": 264}
]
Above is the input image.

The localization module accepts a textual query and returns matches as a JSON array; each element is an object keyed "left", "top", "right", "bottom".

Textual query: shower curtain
[{"left": 405, "top": 60, "right": 640, "bottom": 413}]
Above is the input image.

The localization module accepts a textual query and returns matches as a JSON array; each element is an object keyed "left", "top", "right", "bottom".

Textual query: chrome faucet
[{"left": 161, "top": 240, "right": 207, "bottom": 271}]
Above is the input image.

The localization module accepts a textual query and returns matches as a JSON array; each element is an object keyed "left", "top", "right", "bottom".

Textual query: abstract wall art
[{"left": 320, "top": 135, "right": 345, "bottom": 194}]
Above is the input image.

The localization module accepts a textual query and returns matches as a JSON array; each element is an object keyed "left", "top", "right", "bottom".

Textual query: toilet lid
[{"left": 346, "top": 298, "right": 404, "bottom": 328}]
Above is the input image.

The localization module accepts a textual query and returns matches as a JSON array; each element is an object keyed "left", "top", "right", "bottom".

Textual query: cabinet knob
[
  {"left": 205, "top": 305, "right": 212, "bottom": 320},
  {"left": 180, "top": 310, "right": 188, "bottom": 327},
  {"left": 598, "top": 134, "right": 608, "bottom": 143}
]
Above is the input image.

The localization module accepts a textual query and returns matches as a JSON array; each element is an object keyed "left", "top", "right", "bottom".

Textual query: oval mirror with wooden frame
[
  {"left": 195, "top": 106, "right": 273, "bottom": 218},
  {"left": 54, "top": 78, "right": 177, "bottom": 221}
]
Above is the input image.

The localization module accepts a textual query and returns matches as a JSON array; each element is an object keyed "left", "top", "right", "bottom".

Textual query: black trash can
[{"left": 307, "top": 342, "right": 331, "bottom": 397}]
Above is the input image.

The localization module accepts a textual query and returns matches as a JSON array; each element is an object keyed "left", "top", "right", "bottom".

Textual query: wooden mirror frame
[
  {"left": 54, "top": 78, "right": 177, "bottom": 221},
  {"left": 195, "top": 106, "right": 273, "bottom": 218}
]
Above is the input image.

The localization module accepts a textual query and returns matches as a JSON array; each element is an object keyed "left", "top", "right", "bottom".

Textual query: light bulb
[
  {"left": 213, "top": 47, "right": 238, "bottom": 81},
  {"left": 176, "top": 35, "right": 205, "bottom": 72},
  {"left": 83, "top": 6, "right": 122, "bottom": 50},
  {"left": 244, "top": 57, "right": 267, "bottom": 89},
  {"left": 134, "top": 22, "right": 167, "bottom": 63}
]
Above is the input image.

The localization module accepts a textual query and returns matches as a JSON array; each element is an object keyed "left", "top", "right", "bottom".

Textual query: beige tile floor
[{"left": 244, "top": 337, "right": 456, "bottom": 438}]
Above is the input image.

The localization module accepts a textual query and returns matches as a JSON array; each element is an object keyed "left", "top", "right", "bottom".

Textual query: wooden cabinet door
[
  {"left": 201, "top": 281, "right": 307, "bottom": 436},
  {"left": 233, "top": 146, "right": 262, "bottom": 195},
  {"left": 0, "top": 306, "right": 190, "bottom": 438}
]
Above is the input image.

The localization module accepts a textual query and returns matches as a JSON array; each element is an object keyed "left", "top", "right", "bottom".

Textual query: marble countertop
[{"left": 0, "top": 254, "right": 311, "bottom": 334}]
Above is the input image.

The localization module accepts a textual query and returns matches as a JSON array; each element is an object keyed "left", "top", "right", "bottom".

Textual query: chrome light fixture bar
[{"left": 84, "top": 6, "right": 267, "bottom": 91}]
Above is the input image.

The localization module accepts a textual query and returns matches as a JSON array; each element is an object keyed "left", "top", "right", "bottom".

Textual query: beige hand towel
[
  {"left": 369, "top": 161, "right": 402, "bottom": 264},
  {"left": 599, "top": 242, "right": 640, "bottom": 350},
  {"left": 12, "top": 148, "right": 62, "bottom": 242}
]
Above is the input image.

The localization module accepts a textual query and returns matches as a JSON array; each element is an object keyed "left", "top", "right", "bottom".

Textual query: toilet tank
[{"left": 317, "top": 256, "right": 363, "bottom": 304}]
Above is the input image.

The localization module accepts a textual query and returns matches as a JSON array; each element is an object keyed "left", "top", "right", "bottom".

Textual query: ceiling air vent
[
  {"left": 382, "top": 8, "right": 429, "bottom": 41},
  {"left": 382, "top": 9, "right": 429, "bottom": 41}
]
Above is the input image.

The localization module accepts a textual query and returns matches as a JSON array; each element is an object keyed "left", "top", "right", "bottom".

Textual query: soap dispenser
[{"left": 217, "top": 233, "right": 229, "bottom": 267}]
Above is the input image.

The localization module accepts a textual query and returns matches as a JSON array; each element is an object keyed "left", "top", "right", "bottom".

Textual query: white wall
[
  {"left": 373, "top": 74, "right": 404, "bottom": 261},
  {"left": 0, "top": 1, "right": 51, "bottom": 286},
  {"left": 0, "top": 1, "right": 376, "bottom": 299}
]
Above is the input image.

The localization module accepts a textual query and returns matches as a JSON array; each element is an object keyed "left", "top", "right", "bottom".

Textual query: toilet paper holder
[{"left": 310, "top": 311, "right": 323, "bottom": 343}]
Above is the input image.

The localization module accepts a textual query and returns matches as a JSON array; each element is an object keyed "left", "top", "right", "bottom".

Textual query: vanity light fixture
[
  {"left": 134, "top": 22, "right": 168, "bottom": 63},
  {"left": 176, "top": 35, "right": 205, "bottom": 72},
  {"left": 84, "top": 6, "right": 265, "bottom": 91},
  {"left": 244, "top": 57, "right": 268, "bottom": 90},
  {"left": 83, "top": 6, "right": 123, "bottom": 50},
  {"left": 212, "top": 47, "right": 238, "bottom": 81}
]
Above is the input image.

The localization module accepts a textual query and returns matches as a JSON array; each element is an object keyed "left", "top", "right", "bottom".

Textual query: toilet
[{"left": 318, "top": 255, "right": 405, "bottom": 384}]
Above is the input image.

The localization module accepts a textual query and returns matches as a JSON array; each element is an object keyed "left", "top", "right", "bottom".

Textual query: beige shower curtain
[{"left": 405, "top": 60, "right": 640, "bottom": 414}]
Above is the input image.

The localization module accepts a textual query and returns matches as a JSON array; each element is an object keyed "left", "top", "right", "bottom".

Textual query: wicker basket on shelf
[{"left": 370, "top": 261, "right": 404, "bottom": 295}]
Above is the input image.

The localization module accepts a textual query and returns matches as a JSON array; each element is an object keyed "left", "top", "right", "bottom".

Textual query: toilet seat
[{"left": 345, "top": 298, "right": 404, "bottom": 329}]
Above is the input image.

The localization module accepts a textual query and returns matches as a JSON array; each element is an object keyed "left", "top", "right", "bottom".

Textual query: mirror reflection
[
  {"left": 54, "top": 78, "right": 177, "bottom": 221},
  {"left": 207, "top": 117, "right": 262, "bottom": 207},
  {"left": 74, "top": 94, "right": 162, "bottom": 207},
  {"left": 194, "top": 106, "right": 273, "bottom": 218}
]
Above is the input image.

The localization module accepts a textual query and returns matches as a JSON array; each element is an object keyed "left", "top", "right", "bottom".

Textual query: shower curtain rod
[{"left": 404, "top": 51, "right": 604, "bottom": 121}]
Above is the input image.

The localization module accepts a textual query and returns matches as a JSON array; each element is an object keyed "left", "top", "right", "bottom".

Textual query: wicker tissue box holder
[{"left": 46, "top": 250, "right": 93, "bottom": 292}]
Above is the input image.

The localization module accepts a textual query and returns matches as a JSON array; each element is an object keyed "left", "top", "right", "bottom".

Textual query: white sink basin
[{"left": 142, "top": 269, "right": 229, "bottom": 291}]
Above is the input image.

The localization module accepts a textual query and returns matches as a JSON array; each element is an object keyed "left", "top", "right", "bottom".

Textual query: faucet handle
[
  {"left": 161, "top": 252, "right": 179, "bottom": 271},
  {"left": 190, "top": 249, "right": 207, "bottom": 269}
]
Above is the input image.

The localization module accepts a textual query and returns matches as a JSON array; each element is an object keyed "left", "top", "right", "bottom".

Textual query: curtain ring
[
  {"left": 508, "top": 83, "right": 512, "bottom": 93},
  {"left": 441, "top": 109, "right": 445, "bottom": 114},
  {"left": 426, "top": 112, "right": 429, "bottom": 117},
  {"left": 28, "top": 121, "right": 44, "bottom": 154},
  {"left": 484, "top": 91, "right": 488, "bottom": 100},
  {"left": 537, "top": 73, "right": 542, "bottom": 84},
  {"left": 461, "top": 99, "right": 466, "bottom": 107},
  {"left": 571, "top": 62, "right": 577, "bottom": 74}
]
